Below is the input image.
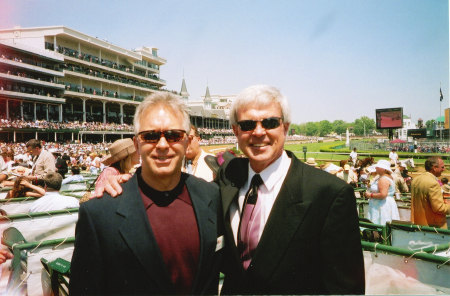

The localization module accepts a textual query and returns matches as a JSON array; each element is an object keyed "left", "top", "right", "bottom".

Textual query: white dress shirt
[{"left": 229, "top": 151, "right": 291, "bottom": 245}]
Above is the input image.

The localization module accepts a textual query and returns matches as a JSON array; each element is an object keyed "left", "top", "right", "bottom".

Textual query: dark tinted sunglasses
[
  {"left": 237, "top": 117, "right": 282, "bottom": 132},
  {"left": 137, "top": 129, "right": 186, "bottom": 143}
]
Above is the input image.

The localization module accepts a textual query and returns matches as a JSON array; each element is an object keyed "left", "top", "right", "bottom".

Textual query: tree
[
  {"left": 318, "top": 120, "right": 333, "bottom": 137},
  {"left": 305, "top": 122, "right": 319, "bottom": 136},
  {"left": 425, "top": 119, "right": 435, "bottom": 129},
  {"left": 353, "top": 116, "right": 375, "bottom": 136},
  {"left": 332, "top": 120, "right": 349, "bottom": 135}
]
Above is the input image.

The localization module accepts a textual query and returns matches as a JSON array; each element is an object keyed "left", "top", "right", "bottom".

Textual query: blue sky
[{"left": 1, "top": 0, "right": 448, "bottom": 124}]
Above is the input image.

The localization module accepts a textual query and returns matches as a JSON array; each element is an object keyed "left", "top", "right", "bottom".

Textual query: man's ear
[
  {"left": 283, "top": 122, "right": 290, "bottom": 135},
  {"left": 232, "top": 124, "right": 239, "bottom": 136},
  {"left": 133, "top": 136, "right": 140, "bottom": 156}
]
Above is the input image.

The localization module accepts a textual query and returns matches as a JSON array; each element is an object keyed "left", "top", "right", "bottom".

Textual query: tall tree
[
  {"left": 318, "top": 120, "right": 333, "bottom": 137},
  {"left": 305, "top": 122, "right": 319, "bottom": 136},
  {"left": 353, "top": 116, "right": 375, "bottom": 136},
  {"left": 332, "top": 120, "right": 349, "bottom": 135}
]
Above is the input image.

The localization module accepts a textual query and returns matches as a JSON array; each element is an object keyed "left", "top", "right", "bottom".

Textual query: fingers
[
  {"left": 0, "top": 249, "right": 13, "bottom": 264},
  {"left": 111, "top": 178, "right": 123, "bottom": 196},
  {"left": 93, "top": 187, "right": 105, "bottom": 199},
  {"left": 102, "top": 183, "right": 118, "bottom": 198}
]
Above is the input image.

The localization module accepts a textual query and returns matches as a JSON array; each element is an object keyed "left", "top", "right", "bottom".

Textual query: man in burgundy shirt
[{"left": 70, "top": 93, "right": 223, "bottom": 295}]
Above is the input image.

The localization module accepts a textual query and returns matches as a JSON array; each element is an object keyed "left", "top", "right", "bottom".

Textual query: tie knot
[{"left": 250, "top": 174, "right": 263, "bottom": 187}]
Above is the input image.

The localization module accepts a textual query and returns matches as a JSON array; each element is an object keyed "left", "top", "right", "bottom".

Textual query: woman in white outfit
[{"left": 365, "top": 159, "right": 400, "bottom": 225}]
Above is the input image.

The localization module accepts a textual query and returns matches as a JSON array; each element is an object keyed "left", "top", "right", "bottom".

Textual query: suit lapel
[
  {"left": 186, "top": 176, "right": 217, "bottom": 293},
  {"left": 250, "top": 155, "right": 311, "bottom": 279},
  {"left": 221, "top": 158, "right": 249, "bottom": 266},
  {"left": 116, "top": 175, "right": 173, "bottom": 293}
]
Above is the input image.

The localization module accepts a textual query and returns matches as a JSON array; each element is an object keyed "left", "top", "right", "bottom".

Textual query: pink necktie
[{"left": 238, "top": 174, "right": 263, "bottom": 270}]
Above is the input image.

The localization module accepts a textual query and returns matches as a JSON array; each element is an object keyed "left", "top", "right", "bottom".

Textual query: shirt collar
[
  {"left": 247, "top": 150, "right": 291, "bottom": 192},
  {"left": 137, "top": 168, "right": 188, "bottom": 207}
]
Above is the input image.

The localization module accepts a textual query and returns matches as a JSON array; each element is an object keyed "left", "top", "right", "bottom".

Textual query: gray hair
[
  {"left": 425, "top": 156, "right": 441, "bottom": 172},
  {"left": 133, "top": 92, "right": 191, "bottom": 134},
  {"left": 229, "top": 85, "right": 291, "bottom": 125}
]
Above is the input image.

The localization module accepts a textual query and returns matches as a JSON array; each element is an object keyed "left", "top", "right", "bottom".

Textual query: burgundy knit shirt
[{"left": 137, "top": 172, "right": 200, "bottom": 295}]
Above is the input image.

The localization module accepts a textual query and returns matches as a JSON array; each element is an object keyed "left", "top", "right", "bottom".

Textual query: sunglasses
[
  {"left": 237, "top": 117, "right": 282, "bottom": 132},
  {"left": 137, "top": 129, "right": 186, "bottom": 143}
]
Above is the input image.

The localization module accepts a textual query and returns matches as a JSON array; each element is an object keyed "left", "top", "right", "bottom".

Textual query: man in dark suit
[
  {"left": 69, "top": 93, "right": 223, "bottom": 295},
  {"left": 217, "top": 85, "right": 364, "bottom": 294}
]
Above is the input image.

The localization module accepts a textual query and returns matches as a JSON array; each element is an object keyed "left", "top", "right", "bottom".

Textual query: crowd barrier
[
  {"left": 362, "top": 241, "right": 450, "bottom": 294},
  {"left": 0, "top": 208, "right": 78, "bottom": 243},
  {"left": 1, "top": 228, "right": 74, "bottom": 296},
  {"left": 360, "top": 219, "right": 450, "bottom": 294}
]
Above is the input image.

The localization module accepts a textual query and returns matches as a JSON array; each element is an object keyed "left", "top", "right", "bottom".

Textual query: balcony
[
  {"left": 0, "top": 89, "right": 65, "bottom": 103},
  {"left": 63, "top": 67, "right": 160, "bottom": 93},
  {"left": 0, "top": 72, "right": 65, "bottom": 90},
  {"left": 58, "top": 46, "right": 166, "bottom": 86},
  {"left": 63, "top": 83, "right": 144, "bottom": 105},
  {"left": 0, "top": 56, "right": 64, "bottom": 77}
]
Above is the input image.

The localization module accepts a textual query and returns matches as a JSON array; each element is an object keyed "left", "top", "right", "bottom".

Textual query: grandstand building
[
  {"left": 0, "top": 26, "right": 233, "bottom": 144},
  {"left": 0, "top": 26, "right": 167, "bottom": 143}
]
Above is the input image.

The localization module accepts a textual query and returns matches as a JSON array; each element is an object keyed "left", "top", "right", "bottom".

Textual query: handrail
[{"left": 361, "top": 240, "right": 450, "bottom": 265}]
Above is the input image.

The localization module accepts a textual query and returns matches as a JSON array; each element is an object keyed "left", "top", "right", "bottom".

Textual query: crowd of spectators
[
  {"left": 390, "top": 144, "right": 450, "bottom": 154},
  {"left": 0, "top": 119, "right": 134, "bottom": 131}
]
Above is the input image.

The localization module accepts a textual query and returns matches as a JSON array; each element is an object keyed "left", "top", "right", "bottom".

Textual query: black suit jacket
[
  {"left": 217, "top": 151, "right": 365, "bottom": 295},
  {"left": 69, "top": 173, "right": 223, "bottom": 295}
]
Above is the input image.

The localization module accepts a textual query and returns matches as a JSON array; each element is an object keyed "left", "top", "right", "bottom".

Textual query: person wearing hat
[
  {"left": 393, "top": 162, "right": 409, "bottom": 194},
  {"left": 94, "top": 138, "right": 140, "bottom": 193},
  {"left": 441, "top": 177, "right": 450, "bottom": 196},
  {"left": 336, "top": 164, "right": 358, "bottom": 186},
  {"left": 364, "top": 159, "right": 399, "bottom": 225},
  {"left": 305, "top": 157, "right": 318, "bottom": 167}
]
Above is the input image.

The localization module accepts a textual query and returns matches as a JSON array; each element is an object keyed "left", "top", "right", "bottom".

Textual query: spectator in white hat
[{"left": 364, "top": 159, "right": 399, "bottom": 224}]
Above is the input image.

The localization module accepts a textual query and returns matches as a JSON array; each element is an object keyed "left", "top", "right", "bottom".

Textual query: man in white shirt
[
  {"left": 29, "top": 172, "right": 79, "bottom": 213},
  {"left": 349, "top": 147, "right": 358, "bottom": 165},
  {"left": 389, "top": 148, "right": 399, "bottom": 165},
  {"left": 183, "top": 125, "right": 215, "bottom": 182},
  {"left": 216, "top": 85, "right": 364, "bottom": 294}
]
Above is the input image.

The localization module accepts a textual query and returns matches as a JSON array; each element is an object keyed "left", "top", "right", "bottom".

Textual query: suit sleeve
[
  {"left": 320, "top": 184, "right": 365, "bottom": 294},
  {"left": 428, "top": 181, "right": 450, "bottom": 215},
  {"left": 69, "top": 203, "right": 105, "bottom": 295}
]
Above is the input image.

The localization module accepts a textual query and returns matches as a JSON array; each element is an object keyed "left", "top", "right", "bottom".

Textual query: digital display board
[
  {"left": 375, "top": 108, "right": 403, "bottom": 129},
  {"left": 407, "top": 129, "right": 427, "bottom": 138}
]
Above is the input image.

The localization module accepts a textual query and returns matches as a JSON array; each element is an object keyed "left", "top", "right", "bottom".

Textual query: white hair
[
  {"left": 230, "top": 85, "right": 291, "bottom": 125},
  {"left": 133, "top": 92, "right": 191, "bottom": 134}
]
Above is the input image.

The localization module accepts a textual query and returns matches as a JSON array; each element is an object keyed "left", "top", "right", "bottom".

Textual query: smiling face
[
  {"left": 134, "top": 104, "right": 188, "bottom": 190},
  {"left": 233, "top": 102, "right": 289, "bottom": 173}
]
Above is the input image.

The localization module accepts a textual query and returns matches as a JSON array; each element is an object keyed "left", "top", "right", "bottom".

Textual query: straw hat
[
  {"left": 322, "top": 163, "right": 342, "bottom": 175},
  {"left": 102, "top": 138, "right": 136, "bottom": 166},
  {"left": 305, "top": 158, "right": 318, "bottom": 166},
  {"left": 442, "top": 184, "right": 450, "bottom": 194},
  {"left": 374, "top": 159, "right": 393, "bottom": 173}
]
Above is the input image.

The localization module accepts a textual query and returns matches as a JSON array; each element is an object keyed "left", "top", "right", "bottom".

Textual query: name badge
[{"left": 215, "top": 235, "right": 224, "bottom": 251}]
